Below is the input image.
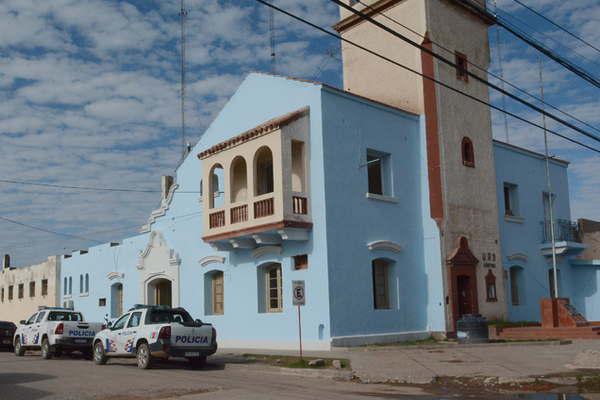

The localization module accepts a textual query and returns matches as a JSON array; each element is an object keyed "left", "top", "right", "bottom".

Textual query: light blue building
[{"left": 58, "top": 73, "right": 600, "bottom": 349}]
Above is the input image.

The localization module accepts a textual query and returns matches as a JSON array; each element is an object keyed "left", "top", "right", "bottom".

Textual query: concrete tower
[{"left": 335, "top": 0, "right": 507, "bottom": 332}]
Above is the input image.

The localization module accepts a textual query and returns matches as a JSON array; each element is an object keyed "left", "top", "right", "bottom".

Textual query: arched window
[
  {"left": 461, "top": 137, "right": 475, "bottom": 167},
  {"left": 208, "top": 164, "right": 224, "bottom": 209},
  {"left": 254, "top": 146, "right": 274, "bottom": 196},
  {"left": 204, "top": 270, "right": 224, "bottom": 315},
  {"left": 230, "top": 156, "right": 248, "bottom": 203},
  {"left": 485, "top": 270, "right": 497, "bottom": 302},
  {"left": 372, "top": 258, "right": 394, "bottom": 310},
  {"left": 85, "top": 274, "right": 89, "bottom": 293},
  {"left": 510, "top": 266, "right": 524, "bottom": 306}
]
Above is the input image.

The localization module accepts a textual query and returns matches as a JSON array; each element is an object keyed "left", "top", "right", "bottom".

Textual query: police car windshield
[
  {"left": 47, "top": 312, "right": 83, "bottom": 322},
  {"left": 146, "top": 309, "right": 195, "bottom": 325}
]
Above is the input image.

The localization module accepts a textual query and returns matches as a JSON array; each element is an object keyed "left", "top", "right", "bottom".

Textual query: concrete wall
[
  {"left": 0, "top": 256, "right": 60, "bottom": 324},
  {"left": 494, "top": 141, "right": 572, "bottom": 322}
]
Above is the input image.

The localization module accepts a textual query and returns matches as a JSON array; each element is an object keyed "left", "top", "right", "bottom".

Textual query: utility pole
[
  {"left": 269, "top": 7, "right": 276, "bottom": 73},
  {"left": 539, "top": 56, "right": 559, "bottom": 299},
  {"left": 179, "top": 0, "right": 188, "bottom": 160}
]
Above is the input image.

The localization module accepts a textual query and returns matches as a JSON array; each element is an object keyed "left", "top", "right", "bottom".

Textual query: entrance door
[
  {"left": 457, "top": 275, "right": 473, "bottom": 317},
  {"left": 111, "top": 283, "right": 123, "bottom": 318},
  {"left": 147, "top": 278, "right": 172, "bottom": 307}
]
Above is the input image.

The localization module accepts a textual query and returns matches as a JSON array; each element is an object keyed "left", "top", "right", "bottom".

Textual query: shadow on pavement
[{"left": 0, "top": 373, "right": 55, "bottom": 400}]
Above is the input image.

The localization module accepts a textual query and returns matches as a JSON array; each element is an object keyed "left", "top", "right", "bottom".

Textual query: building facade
[{"left": 0, "top": 256, "right": 61, "bottom": 324}]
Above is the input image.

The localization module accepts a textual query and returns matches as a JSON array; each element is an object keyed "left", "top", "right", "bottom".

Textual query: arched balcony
[{"left": 197, "top": 108, "right": 312, "bottom": 250}]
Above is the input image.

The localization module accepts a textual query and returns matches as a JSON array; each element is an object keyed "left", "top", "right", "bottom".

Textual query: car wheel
[
  {"left": 188, "top": 356, "right": 207, "bottom": 369},
  {"left": 93, "top": 341, "right": 108, "bottom": 365},
  {"left": 14, "top": 338, "right": 24, "bottom": 357},
  {"left": 136, "top": 342, "right": 153, "bottom": 369},
  {"left": 41, "top": 338, "right": 51, "bottom": 360}
]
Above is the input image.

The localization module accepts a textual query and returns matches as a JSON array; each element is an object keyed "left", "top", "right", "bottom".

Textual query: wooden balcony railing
[
  {"left": 292, "top": 195, "right": 308, "bottom": 215},
  {"left": 230, "top": 204, "right": 248, "bottom": 224},
  {"left": 254, "top": 197, "right": 274, "bottom": 218},
  {"left": 209, "top": 210, "right": 226, "bottom": 228}
]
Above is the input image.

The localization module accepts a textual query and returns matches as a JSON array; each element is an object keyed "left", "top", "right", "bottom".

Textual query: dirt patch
[{"left": 242, "top": 354, "right": 351, "bottom": 370}]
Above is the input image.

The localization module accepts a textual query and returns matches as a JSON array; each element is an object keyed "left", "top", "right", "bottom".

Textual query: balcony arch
[
  {"left": 208, "top": 163, "right": 224, "bottom": 209},
  {"left": 254, "top": 146, "right": 274, "bottom": 196},
  {"left": 230, "top": 156, "right": 248, "bottom": 203}
]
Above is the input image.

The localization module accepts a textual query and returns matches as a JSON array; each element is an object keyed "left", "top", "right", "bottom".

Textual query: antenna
[
  {"left": 269, "top": 7, "right": 276, "bottom": 72},
  {"left": 179, "top": 0, "right": 188, "bottom": 160}
]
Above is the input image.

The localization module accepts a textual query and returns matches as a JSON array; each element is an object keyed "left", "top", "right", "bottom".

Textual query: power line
[
  {"left": 0, "top": 179, "right": 201, "bottom": 193},
  {"left": 0, "top": 215, "right": 104, "bottom": 244},
  {"left": 456, "top": 0, "right": 600, "bottom": 88},
  {"left": 509, "top": 0, "right": 600, "bottom": 54},
  {"left": 353, "top": 0, "right": 600, "bottom": 137},
  {"left": 254, "top": 0, "right": 600, "bottom": 154},
  {"left": 331, "top": 0, "right": 600, "bottom": 145}
]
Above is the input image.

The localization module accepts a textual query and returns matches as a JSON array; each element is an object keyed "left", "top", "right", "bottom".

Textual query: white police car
[
  {"left": 92, "top": 305, "right": 217, "bottom": 369},
  {"left": 14, "top": 306, "right": 103, "bottom": 359}
]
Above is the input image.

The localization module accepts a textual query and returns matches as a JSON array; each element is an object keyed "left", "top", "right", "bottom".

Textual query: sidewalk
[{"left": 218, "top": 340, "right": 600, "bottom": 384}]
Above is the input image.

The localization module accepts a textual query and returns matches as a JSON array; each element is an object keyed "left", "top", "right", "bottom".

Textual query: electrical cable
[{"left": 254, "top": 0, "right": 600, "bottom": 153}]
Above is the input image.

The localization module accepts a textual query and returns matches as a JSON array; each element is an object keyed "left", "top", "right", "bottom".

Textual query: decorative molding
[
  {"left": 139, "top": 183, "right": 179, "bottom": 233},
  {"left": 278, "top": 228, "right": 309, "bottom": 241},
  {"left": 199, "top": 255, "right": 226, "bottom": 267},
  {"left": 447, "top": 237, "right": 479, "bottom": 267},
  {"left": 106, "top": 272, "right": 125, "bottom": 281},
  {"left": 137, "top": 231, "right": 181, "bottom": 270},
  {"left": 252, "top": 246, "right": 282, "bottom": 259},
  {"left": 367, "top": 240, "right": 402, "bottom": 253},
  {"left": 365, "top": 193, "right": 399, "bottom": 204},
  {"left": 507, "top": 253, "right": 528, "bottom": 263}
]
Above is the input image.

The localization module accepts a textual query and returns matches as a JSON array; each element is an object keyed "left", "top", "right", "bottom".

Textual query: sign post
[{"left": 292, "top": 280, "right": 305, "bottom": 360}]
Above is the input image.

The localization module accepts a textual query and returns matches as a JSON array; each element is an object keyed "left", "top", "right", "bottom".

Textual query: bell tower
[{"left": 335, "top": 0, "right": 507, "bottom": 332}]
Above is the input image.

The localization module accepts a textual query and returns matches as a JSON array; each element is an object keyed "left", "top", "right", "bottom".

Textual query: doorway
[
  {"left": 456, "top": 275, "right": 474, "bottom": 317},
  {"left": 110, "top": 283, "right": 123, "bottom": 318},
  {"left": 147, "top": 278, "right": 172, "bottom": 307}
]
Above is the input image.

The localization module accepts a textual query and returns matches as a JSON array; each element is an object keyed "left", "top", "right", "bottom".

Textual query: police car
[
  {"left": 13, "top": 306, "right": 103, "bottom": 359},
  {"left": 92, "top": 305, "right": 217, "bottom": 369}
]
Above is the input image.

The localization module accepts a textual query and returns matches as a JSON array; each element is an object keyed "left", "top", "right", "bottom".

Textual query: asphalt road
[{"left": 0, "top": 349, "right": 428, "bottom": 400}]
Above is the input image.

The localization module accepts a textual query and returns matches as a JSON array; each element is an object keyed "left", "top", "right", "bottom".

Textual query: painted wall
[
  {"left": 60, "top": 235, "right": 148, "bottom": 323},
  {"left": 321, "top": 88, "right": 444, "bottom": 340},
  {"left": 0, "top": 256, "right": 60, "bottom": 324},
  {"left": 494, "top": 141, "right": 572, "bottom": 322}
]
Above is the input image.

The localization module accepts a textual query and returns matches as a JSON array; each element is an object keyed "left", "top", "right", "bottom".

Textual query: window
[
  {"left": 263, "top": 264, "right": 283, "bottom": 313},
  {"left": 503, "top": 183, "right": 519, "bottom": 216},
  {"left": 211, "top": 272, "right": 224, "bottom": 315},
  {"left": 26, "top": 313, "right": 38, "bottom": 325},
  {"left": 29, "top": 281, "right": 35, "bottom": 297},
  {"left": 485, "top": 270, "right": 497, "bottom": 302},
  {"left": 18, "top": 284, "right": 24, "bottom": 299},
  {"left": 41, "top": 279, "right": 48, "bottom": 296},
  {"left": 127, "top": 312, "right": 142, "bottom": 328},
  {"left": 47, "top": 311, "right": 82, "bottom": 321},
  {"left": 366, "top": 149, "right": 391, "bottom": 196},
  {"left": 79, "top": 275, "right": 83, "bottom": 294},
  {"left": 68, "top": 277, "right": 72, "bottom": 295},
  {"left": 255, "top": 146, "right": 274, "bottom": 196},
  {"left": 293, "top": 254, "right": 308, "bottom": 270},
  {"left": 35, "top": 312, "right": 46, "bottom": 323},
  {"left": 461, "top": 137, "right": 475, "bottom": 167},
  {"left": 8, "top": 286, "right": 13, "bottom": 301},
  {"left": 85, "top": 274, "right": 89, "bottom": 293},
  {"left": 64, "top": 277, "right": 67, "bottom": 295},
  {"left": 455, "top": 51, "right": 468, "bottom": 82},
  {"left": 111, "top": 313, "right": 130, "bottom": 330},
  {"left": 510, "top": 266, "right": 523, "bottom": 306},
  {"left": 99, "top": 298, "right": 106, "bottom": 307},
  {"left": 372, "top": 259, "right": 391, "bottom": 309},
  {"left": 0, "top": 287, "right": 3, "bottom": 302}
]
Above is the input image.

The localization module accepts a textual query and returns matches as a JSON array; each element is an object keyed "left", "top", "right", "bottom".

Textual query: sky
[{"left": 0, "top": 0, "right": 598, "bottom": 266}]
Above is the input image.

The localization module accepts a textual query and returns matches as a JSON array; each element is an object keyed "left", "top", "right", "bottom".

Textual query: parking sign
[{"left": 292, "top": 280, "right": 305, "bottom": 306}]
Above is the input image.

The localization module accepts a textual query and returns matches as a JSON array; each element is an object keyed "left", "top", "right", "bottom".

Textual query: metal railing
[{"left": 541, "top": 219, "right": 581, "bottom": 243}]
